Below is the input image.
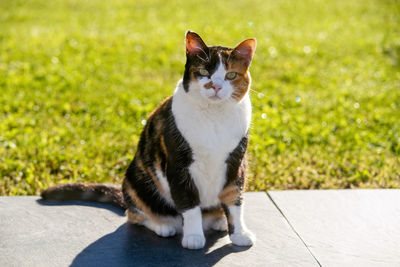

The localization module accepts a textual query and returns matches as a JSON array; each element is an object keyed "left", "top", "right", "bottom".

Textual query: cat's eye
[
  {"left": 199, "top": 69, "right": 209, "bottom": 76},
  {"left": 226, "top": 72, "right": 237, "bottom": 80}
]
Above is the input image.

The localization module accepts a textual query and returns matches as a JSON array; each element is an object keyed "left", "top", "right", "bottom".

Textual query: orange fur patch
[
  {"left": 160, "top": 135, "right": 168, "bottom": 157},
  {"left": 127, "top": 210, "right": 145, "bottom": 224},
  {"left": 202, "top": 206, "right": 225, "bottom": 219},
  {"left": 219, "top": 185, "right": 240, "bottom": 206},
  {"left": 227, "top": 60, "right": 251, "bottom": 101},
  {"left": 204, "top": 81, "right": 213, "bottom": 89}
]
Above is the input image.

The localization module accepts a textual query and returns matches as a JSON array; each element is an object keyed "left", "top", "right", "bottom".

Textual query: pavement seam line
[{"left": 266, "top": 192, "right": 322, "bottom": 267}]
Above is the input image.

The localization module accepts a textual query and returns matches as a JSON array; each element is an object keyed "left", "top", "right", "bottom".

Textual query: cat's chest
[
  {"left": 181, "top": 110, "right": 243, "bottom": 153},
  {"left": 172, "top": 94, "right": 250, "bottom": 156},
  {"left": 171, "top": 91, "right": 251, "bottom": 207}
]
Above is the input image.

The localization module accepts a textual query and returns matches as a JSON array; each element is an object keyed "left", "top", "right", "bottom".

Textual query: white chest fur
[{"left": 171, "top": 81, "right": 251, "bottom": 208}]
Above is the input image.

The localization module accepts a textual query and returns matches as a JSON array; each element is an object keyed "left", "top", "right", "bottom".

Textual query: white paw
[
  {"left": 211, "top": 218, "right": 228, "bottom": 232},
  {"left": 154, "top": 224, "right": 176, "bottom": 237},
  {"left": 181, "top": 234, "right": 205, "bottom": 250},
  {"left": 230, "top": 231, "right": 256, "bottom": 246}
]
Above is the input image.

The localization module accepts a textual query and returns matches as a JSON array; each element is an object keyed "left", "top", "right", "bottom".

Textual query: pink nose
[{"left": 212, "top": 84, "right": 222, "bottom": 93}]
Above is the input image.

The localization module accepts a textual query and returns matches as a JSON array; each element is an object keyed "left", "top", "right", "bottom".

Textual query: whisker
[
  {"left": 195, "top": 46, "right": 209, "bottom": 61},
  {"left": 196, "top": 55, "right": 207, "bottom": 62},
  {"left": 250, "top": 88, "right": 264, "bottom": 96}
]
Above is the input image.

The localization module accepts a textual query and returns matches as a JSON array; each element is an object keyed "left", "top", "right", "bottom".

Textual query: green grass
[{"left": 1, "top": 0, "right": 399, "bottom": 195}]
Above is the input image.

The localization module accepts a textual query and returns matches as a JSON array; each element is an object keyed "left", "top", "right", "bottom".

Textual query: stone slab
[
  {"left": 269, "top": 189, "right": 400, "bottom": 266},
  {"left": 0, "top": 193, "right": 317, "bottom": 267}
]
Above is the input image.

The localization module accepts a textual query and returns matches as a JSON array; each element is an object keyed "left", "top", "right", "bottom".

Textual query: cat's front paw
[
  {"left": 230, "top": 231, "right": 256, "bottom": 246},
  {"left": 181, "top": 234, "right": 205, "bottom": 249}
]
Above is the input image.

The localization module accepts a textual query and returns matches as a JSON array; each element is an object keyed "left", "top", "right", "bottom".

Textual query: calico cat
[{"left": 42, "top": 31, "right": 257, "bottom": 250}]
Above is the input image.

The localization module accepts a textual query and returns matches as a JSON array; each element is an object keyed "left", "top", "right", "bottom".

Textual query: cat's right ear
[{"left": 185, "top": 31, "right": 208, "bottom": 58}]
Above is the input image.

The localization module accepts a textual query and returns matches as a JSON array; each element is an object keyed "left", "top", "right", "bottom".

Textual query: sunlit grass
[{"left": 1, "top": 0, "right": 399, "bottom": 195}]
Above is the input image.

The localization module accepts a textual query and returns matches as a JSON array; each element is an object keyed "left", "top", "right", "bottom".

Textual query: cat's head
[{"left": 182, "top": 31, "right": 256, "bottom": 104}]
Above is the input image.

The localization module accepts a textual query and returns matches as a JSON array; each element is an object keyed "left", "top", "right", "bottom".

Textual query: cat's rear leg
[
  {"left": 202, "top": 206, "right": 228, "bottom": 232},
  {"left": 127, "top": 209, "right": 181, "bottom": 237},
  {"left": 143, "top": 219, "right": 177, "bottom": 237},
  {"left": 123, "top": 179, "right": 182, "bottom": 237}
]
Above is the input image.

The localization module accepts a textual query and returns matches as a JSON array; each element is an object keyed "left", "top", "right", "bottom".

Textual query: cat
[{"left": 42, "top": 31, "right": 257, "bottom": 250}]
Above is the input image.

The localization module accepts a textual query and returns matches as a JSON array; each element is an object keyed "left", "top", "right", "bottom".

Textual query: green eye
[
  {"left": 226, "top": 72, "right": 237, "bottom": 80},
  {"left": 199, "top": 69, "right": 209, "bottom": 76}
]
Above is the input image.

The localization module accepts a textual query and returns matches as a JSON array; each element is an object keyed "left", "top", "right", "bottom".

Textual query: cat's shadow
[
  {"left": 70, "top": 223, "right": 249, "bottom": 267},
  {"left": 36, "top": 200, "right": 249, "bottom": 266}
]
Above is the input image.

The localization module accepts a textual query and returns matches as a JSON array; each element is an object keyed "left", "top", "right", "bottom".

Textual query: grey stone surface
[
  {"left": 269, "top": 189, "right": 400, "bottom": 267},
  {"left": 0, "top": 192, "right": 317, "bottom": 267}
]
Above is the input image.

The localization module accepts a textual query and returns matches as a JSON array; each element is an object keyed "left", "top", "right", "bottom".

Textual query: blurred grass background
[{"left": 0, "top": 0, "right": 399, "bottom": 195}]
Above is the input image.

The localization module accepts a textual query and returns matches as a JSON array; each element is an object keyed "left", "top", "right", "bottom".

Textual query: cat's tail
[{"left": 41, "top": 183, "right": 127, "bottom": 210}]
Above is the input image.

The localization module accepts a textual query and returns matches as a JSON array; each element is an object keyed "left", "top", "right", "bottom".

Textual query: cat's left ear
[{"left": 232, "top": 38, "right": 257, "bottom": 67}]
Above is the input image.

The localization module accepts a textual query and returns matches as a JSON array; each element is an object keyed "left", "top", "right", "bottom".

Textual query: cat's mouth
[{"left": 209, "top": 95, "right": 222, "bottom": 101}]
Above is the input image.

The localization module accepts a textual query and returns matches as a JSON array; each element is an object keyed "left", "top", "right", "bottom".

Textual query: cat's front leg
[
  {"left": 223, "top": 203, "right": 256, "bottom": 246},
  {"left": 165, "top": 162, "right": 205, "bottom": 249},
  {"left": 181, "top": 206, "right": 205, "bottom": 249}
]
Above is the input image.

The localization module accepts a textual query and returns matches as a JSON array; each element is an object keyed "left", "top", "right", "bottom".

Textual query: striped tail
[{"left": 41, "top": 183, "right": 127, "bottom": 210}]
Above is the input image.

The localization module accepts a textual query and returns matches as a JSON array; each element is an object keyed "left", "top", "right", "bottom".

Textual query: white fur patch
[
  {"left": 228, "top": 205, "right": 246, "bottom": 233},
  {"left": 204, "top": 217, "right": 228, "bottom": 232},
  {"left": 142, "top": 220, "right": 177, "bottom": 237},
  {"left": 181, "top": 206, "right": 205, "bottom": 249},
  {"left": 172, "top": 80, "right": 251, "bottom": 208},
  {"left": 228, "top": 205, "right": 255, "bottom": 246},
  {"left": 154, "top": 167, "right": 175, "bottom": 207}
]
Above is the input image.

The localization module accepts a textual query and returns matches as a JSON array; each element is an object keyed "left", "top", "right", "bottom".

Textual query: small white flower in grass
[
  {"left": 6, "top": 141, "right": 17, "bottom": 149},
  {"left": 51, "top": 57, "right": 59, "bottom": 64},
  {"left": 141, "top": 119, "right": 147, "bottom": 125},
  {"left": 354, "top": 102, "right": 360, "bottom": 109},
  {"left": 318, "top": 32, "right": 327, "bottom": 40},
  {"left": 31, "top": 27, "right": 39, "bottom": 37},
  {"left": 268, "top": 46, "right": 277, "bottom": 57},
  {"left": 261, "top": 113, "right": 267, "bottom": 119},
  {"left": 135, "top": 45, "right": 142, "bottom": 52},
  {"left": 295, "top": 96, "right": 301, "bottom": 102},
  {"left": 303, "top": 46, "right": 312, "bottom": 54},
  {"left": 69, "top": 39, "right": 78, "bottom": 47},
  {"left": 248, "top": 21, "right": 254, "bottom": 27},
  {"left": 80, "top": 140, "right": 85, "bottom": 145}
]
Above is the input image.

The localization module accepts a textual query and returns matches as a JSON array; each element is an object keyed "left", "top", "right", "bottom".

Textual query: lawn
[{"left": 1, "top": 0, "right": 399, "bottom": 195}]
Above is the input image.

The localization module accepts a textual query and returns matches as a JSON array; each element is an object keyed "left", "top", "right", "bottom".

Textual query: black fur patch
[
  {"left": 122, "top": 183, "right": 140, "bottom": 214},
  {"left": 224, "top": 135, "right": 248, "bottom": 206},
  {"left": 222, "top": 203, "right": 235, "bottom": 235}
]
